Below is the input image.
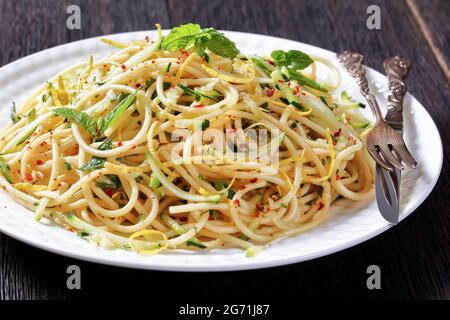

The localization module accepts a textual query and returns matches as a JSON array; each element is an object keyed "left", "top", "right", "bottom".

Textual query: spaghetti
[{"left": 0, "top": 24, "right": 374, "bottom": 256}]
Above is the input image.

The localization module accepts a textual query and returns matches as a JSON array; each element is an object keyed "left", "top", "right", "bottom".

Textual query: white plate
[{"left": 0, "top": 31, "right": 443, "bottom": 271}]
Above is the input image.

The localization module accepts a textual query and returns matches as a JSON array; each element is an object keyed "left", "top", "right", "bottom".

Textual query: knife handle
[{"left": 383, "top": 56, "right": 412, "bottom": 126}]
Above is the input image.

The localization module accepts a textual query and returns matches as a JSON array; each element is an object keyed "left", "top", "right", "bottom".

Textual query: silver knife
[{"left": 375, "top": 56, "right": 412, "bottom": 223}]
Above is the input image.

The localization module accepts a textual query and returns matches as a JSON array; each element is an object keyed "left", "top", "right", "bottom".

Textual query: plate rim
[{"left": 0, "top": 30, "right": 443, "bottom": 272}]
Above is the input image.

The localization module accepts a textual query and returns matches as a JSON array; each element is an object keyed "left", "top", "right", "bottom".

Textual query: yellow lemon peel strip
[{"left": 128, "top": 230, "right": 168, "bottom": 255}]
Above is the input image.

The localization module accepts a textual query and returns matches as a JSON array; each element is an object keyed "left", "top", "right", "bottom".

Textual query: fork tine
[
  {"left": 392, "top": 142, "right": 418, "bottom": 168},
  {"left": 379, "top": 146, "right": 405, "bottom": 170},
  {"left": 367, "top": 146, "right": 394, "bottom": 171}
]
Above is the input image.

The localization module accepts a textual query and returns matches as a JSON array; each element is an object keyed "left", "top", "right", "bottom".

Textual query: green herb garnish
[
  {"left": 54, "top": 108, "right": 98, "bottom": 137},
  {"left": 161, "top": 24, "right": 239, "bottom": 59}
]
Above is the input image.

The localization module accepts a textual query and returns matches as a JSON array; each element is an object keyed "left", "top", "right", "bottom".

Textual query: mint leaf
[
  {"left": 161, "top": 23, "right": 201, "bottom": 51},
  {"left": 161, "top": 24, "right": 239, "bottom": 59},
  {"left": 202, "top": 28, "right": 239, "bottom": 58},
  {"left": 271, "top": 50, "right": 313, "bottom": 70},
  {"left": 194, "top": 32, "right": 212, "bottom": 58},
  {"left": 97, "top": 138, "right": 112, "bottom": 151},
  {"left": 54, "top": 108, "right": 98, "bottom": 137},
  {"left": 79, "top": 138, "right": 112, "bottom": 171},
  {"left": 79, "top": 157, "right": 105, "bottom": 171}
]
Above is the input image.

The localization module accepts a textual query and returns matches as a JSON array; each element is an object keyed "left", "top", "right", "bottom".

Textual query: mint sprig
[
  {"left": 161, "top": 24, "right": 239, "bottom": 59},
  {"left": 160, "top": 23, "right": 200, "bottom": 51},
  {"left": 271, "top": 50, "right": 313, "bottom": 70},
  {"left": 269, "top": 49, "right": 326, "bottom": 92}
]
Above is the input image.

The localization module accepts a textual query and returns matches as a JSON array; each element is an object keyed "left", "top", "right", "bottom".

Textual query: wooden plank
[
  {"left": 0, "top": 0, "right": 169, "bottom": 66},
  {"left": 405, "top": 0, "right": 450, "bottom": 84}
]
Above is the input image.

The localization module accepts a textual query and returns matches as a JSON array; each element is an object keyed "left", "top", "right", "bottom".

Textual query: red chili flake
[
  {"left": 145, "top": 36, "right": 149, "bottom": 42},
  {"left": 176, "top": 61, "right": 181, "bottom": 64},
  {"left": 131, "top": 145, "right": 137, "bottom": 149},
  {"left": 240, "top": 185, "right": 246, "bottom": 190},
  {"left": 256, "top": 203, "right": 263, "bottom": 211},
  {"left": 267, "top": 60, "right": 275, "bottom": 66},
  {"left": 193, "top": 104, "right": 204, "bottom": 108},
  {"left": 151, "top": 60, "right": 155, "bottom": 64},
  {"left": 104, "top": 188, "right": 115, "bottom": 197},
  {"left": 332, "top": 140, "right": 337, "bottom": 146},
  {"left": 36, "top": 160, "right": 43, "bottom": 165},
  {"left": 233, "top": 199, "right": 240, "bottom": 206},
  {"left": 277, "top": 80, "right": 284, "bottom": 83},
  {"left": 135, "top": 83, "right": 141, "bottom": 88},
  {"left": 252, "top": 212, "right": 259, "bottom": 218},
  {"left": 121, "top": 64, "right": 126, "bottom": 71},
  {"left": 318, "top": 202, "right": 325, "bottom": 210},
  {"left": 180, "top": 50, "right": 190, "bottom": 57},
  {"left": 333, "top": 128, "right": 342, "bottom": 137},
  {"left": 179, "top": 216, "right": 188, "bottom": 222},
  {"left": 266, "top": 88, "right": 275, "bottom": 97},
  {"left": 117, "top": 141, "right": 123, "bottom": 147},
  {"left": 336, "top": 175, "right": 341, "bottom": 181},
  {"left": 250, "top": 178, "right": 258, "bottom": 183},
  {"left": 24, "top": 173, "right": 33, "bottom": 182}
]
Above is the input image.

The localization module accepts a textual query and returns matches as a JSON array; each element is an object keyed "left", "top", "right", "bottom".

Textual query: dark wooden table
[{"left": 0, "top": 0, "right": 448, "bottom": 300}]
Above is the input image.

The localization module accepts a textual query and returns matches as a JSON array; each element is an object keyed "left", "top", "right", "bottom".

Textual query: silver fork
[{"left": 337, "top": 51, "right": 417, "bottom": 171}]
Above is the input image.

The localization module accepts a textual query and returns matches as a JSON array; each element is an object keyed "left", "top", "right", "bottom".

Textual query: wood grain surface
[{"left": 0, "top": 0, "right": 448, "bottom": 300}]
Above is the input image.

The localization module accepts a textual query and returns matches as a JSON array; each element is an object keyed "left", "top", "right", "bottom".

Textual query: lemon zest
[
  {"left": 279, "top": 169, "right": 294, "bottom": 192},
  {"left": 48, "top": 82, "right": 61, "bottom": 106},
  {"left": 100, "top": 38, "right": 127, "bottom": 49},
  {"left": 172, "top": 52, "right": 196, "bottom": 87},
  {"left": 57, "top": 76, "right": 70, "bottom": 105},
  {"left": 14, "top": 183, "right": 48, "bottom": 192},
  {"left": 77, "top": 55, "right": 94, "bottom": 93},
  {"left": 128, "top": 230, "right": 168, "bottom": 255},
  {"left": 201, "top": 62, "right": 255, "bottom": 84}
]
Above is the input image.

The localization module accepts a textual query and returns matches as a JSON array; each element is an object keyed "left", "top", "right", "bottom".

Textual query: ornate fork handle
[
  {"left": 383, "top": 56, "right": 412, "bottom": 127},
  {"left": 337, "top": 51, "right": 383, "bottom": 122}
]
